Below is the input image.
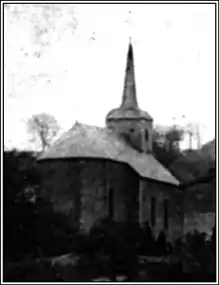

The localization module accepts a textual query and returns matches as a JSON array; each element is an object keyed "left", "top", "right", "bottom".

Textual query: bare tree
[
  {"left": 165, "top": 127, "right": 184, "bottom": 150},
  {"left": 153, "top": 125, "right": 184, "bottom": 151},
  {"left": 27, "top": 113, "right": 60, "bottom": 151},
  {"left": 183, "top": 123, "right": 202, "bottom": 150},
  {"left": 195, "top": 125, "right": 202, "bottom": 149}
]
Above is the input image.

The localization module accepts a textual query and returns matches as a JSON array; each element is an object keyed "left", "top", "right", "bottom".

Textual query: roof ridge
[{"left": 72, "top": 121, "right": 106, "bottom": 131}]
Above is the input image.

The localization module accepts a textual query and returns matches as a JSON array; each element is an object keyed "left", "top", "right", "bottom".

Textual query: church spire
[{"left": 121, "top": 42, "right": 138, "bottom": 108}]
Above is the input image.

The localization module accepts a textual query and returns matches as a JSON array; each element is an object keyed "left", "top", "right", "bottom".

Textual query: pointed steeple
[
  {"left": 121, "top": 42, "right": 138, "bottom": 108},
  {"left": 106, "top": 40, "right": 153, "bottom": 123}
]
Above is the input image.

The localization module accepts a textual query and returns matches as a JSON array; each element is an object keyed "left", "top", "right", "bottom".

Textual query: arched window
[
  {"left": 108, "top": 188, "right": 114, "bottom": 219},
  {"left": 150, "top": 196, "right": 156, "bottom": 227},
  {"left": 145, "top": 129, "right": 149, "bottom": 141},
  {"left": 164, "top": 199, "right": 169, "bottom": 230}
]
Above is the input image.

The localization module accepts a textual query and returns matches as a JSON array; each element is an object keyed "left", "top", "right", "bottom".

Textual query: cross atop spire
[
  {"left": 120, "top": 10, "right": 138, "bottom": 108},
  {"left": 126, "top": 10, "right": 133, "bottom": 44},
  {"left": 106, "top": 12, "right": 153, "bottom": 123}
]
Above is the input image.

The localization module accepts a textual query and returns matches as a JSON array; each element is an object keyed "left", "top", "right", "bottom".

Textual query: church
[{"left": 38, "top": 42, "right": 183, "bottom": 241}]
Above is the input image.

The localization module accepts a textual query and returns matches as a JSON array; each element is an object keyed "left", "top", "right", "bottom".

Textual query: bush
[
  {"left": 72, "top": 218, "right": 140, "bottom": 281},
  {"left": 4, "top": 195, "right": 80, "bottom": 261},
  {"left": 3, "top": 260, "right": 59, "bottom": 282},
  {"left": 179, "top": 228, "right": 216, "bottom": 275},
  {"left": 69, "top": 219, "right": 171, "bottom": 281}
]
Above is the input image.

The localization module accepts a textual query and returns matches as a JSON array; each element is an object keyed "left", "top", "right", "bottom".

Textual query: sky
[{"left": 4, "top": 3, "right": 216, "bottom": 150}]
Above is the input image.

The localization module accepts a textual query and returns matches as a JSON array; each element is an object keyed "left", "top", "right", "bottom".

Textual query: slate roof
[
  {"left": 106, "top": 106, "right": 153, "bottom": 121},
  {"left": 38, "top": 122, "right": 179, "bottom": 186}
]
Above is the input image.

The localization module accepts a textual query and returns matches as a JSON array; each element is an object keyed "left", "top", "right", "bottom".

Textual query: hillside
[
  {"left": 200, "top": 139, "right": 215, "bottom": 160},
  {"left": 169, "top": 139, "right": 215, "bottom": 183}
]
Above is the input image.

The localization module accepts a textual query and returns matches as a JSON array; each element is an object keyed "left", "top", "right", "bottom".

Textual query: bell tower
[{"left": 106, "top": 41, "right": 153, "bottom": 153}]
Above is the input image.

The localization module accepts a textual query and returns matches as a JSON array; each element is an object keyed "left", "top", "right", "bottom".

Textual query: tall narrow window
[
  {"left": 164, "top": 199, "right": 169, "bottom": 230},
  {"left": 150, "top": 196, "right": 156, "bottom": 227},
  {"left": 108, "top": 188, "right": 114, "bottom": 219}
]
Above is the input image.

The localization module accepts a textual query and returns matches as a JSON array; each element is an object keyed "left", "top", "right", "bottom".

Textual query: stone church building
[{"left": 38, "top": 43, "right": 183, "bottom": 241}]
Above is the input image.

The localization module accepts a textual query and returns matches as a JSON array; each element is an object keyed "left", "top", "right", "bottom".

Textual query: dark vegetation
[
  {"left": 153, "top": 133, "right": 216, "bottom": 214},
  {"left": 3, "top": 131, "right": 216, "bottom": 281}
]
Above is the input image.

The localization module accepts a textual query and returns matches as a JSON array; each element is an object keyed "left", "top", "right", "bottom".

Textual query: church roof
[
  {"left": 106, "top": 43, "right": 153, "bottom": 121},
  {"left": 38, "top": 122, "right": 179, "bottom": 186}
]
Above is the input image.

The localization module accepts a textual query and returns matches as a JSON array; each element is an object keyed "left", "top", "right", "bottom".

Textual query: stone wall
[
  {"left": 139, "top": 178, "right": 215, "bottom": 241},
  {"left": 39, "top": 159, "right": 139, "bottom": 232},
  {"left": 107, "top": 161, "right": 139, "bottom": 223},
  {"left": 40, "top": 160, "right": 82, "bottom": 229},
  {"left": 79, "top": 161, "right": 107, "bottom": 231},
  {"left": 39, "top": 159, "right": 215, "bottom": 239},
  {"left": 140, "top": 179, "right": 183, "bottom": 242},
  {"left": 78, "top": 160, "right": 139, "bottom": 231},
  {"left": 106, "top": 118, "right": 153, "bottom": 153}
]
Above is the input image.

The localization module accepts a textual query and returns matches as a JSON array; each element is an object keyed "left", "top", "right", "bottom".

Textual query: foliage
[
  {"left": 65, "top": 219, "right": 172, "bottom": 281},
  {"left": 3, "top": 150, "right": 40, "bottom": 207},
  {"left": 170, "top": 149, "right": 215, "bottom": 183},
  {"left": 74, "top": 219, "right": 140, "bottom": 281},
  {"left": 153, "top": 125, "right": 183, "bottom": 146},
  {"left": 153, "top": 140, "right": 181, "bottom": 171},
  {"left": 27, "top": 113, "right": 60, "bottom": 151},
  {"left": 153, "top": 125, "right": 215, "bottom": 186},
  {"left": 153, "top": 130, "right": 215, "bottom": 214},
  {"left": 4, "top": 227, "right": 216, "bottom": 282},
  {"left": 3, "top": 150, "right": 77, "bottom": 262},
  {"left": 3, "top": 260, "right": 59, "bottom": 282},
  {"left": 181, "top": 228, "right": 216, "bottom": 275},
  {"left": 3, "top": 138, "right": 216, "bottom": 282},
  {"left": 165, "top": 127, "right": 184, "bottom": 144},
  {"left": 4, "top": 196, "right": 77, "bottom": 262},
  {"left": 153, "top": 126, "right": 183, "bottom": 169}
]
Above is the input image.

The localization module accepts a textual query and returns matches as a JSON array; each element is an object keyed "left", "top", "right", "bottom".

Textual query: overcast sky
[{"left": 4, "top": 3, "right": 215, "bottom": 150}]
